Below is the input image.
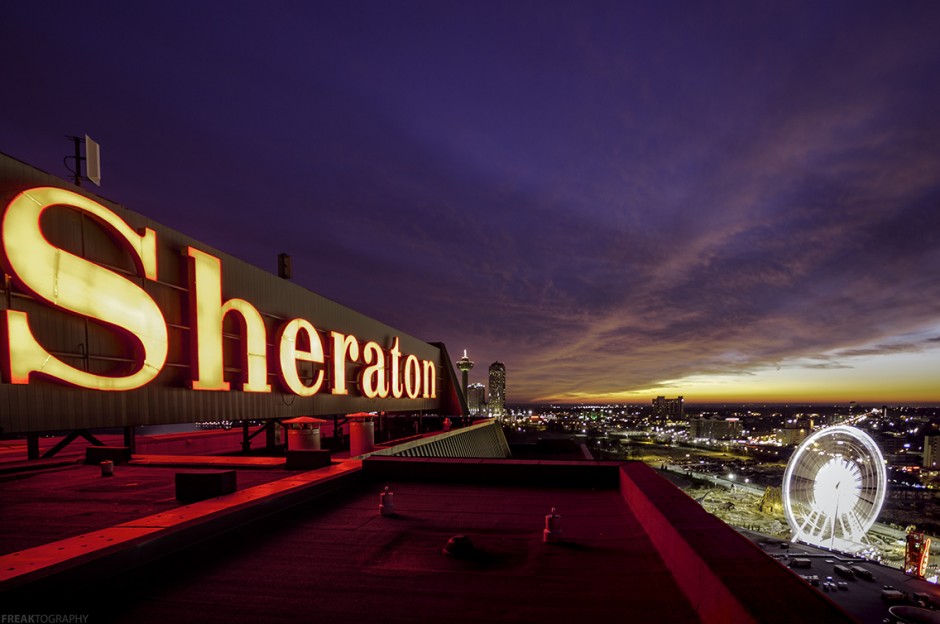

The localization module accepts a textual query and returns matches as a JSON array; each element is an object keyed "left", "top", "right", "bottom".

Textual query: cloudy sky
[{"left": 2, "top": 1, "right": 939, "bottom": 404}]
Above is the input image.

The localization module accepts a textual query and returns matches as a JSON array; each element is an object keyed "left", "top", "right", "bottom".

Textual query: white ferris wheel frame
[{"left": 782, "top": 425, "right": 887, "bottom": 549}]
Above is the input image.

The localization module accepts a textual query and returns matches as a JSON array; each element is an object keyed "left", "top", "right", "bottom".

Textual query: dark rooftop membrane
[
  {"left": 3, "top": 458, "right": 854, "bottom": 623},
  {"left": 0, "top": 462, "right": 289, "bottom": 556}
]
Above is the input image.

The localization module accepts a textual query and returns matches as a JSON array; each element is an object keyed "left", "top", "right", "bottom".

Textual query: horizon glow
[{"left": 530, "top": 345, "right": 940, "bottom": 405}]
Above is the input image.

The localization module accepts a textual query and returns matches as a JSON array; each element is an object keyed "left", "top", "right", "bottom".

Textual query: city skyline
[{"left": 2, "top": 2, "right": 939, "bottom": 405}]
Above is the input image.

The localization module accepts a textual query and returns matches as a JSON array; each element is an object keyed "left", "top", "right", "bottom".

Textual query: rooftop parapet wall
[
  {"left": 618, "top": 462, "right": 856, "bottom": 624},
  {"left": 362, "top": 455, "right": 622, "bottom": 488}
]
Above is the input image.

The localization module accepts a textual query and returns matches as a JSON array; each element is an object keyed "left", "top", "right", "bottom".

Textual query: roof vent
[
  {"left": 543, "top": 507, "right": 562, "bottom": 543},
  {"left": 442, "top": 535, "right": 476, "bottom": 558},
  {"left": 379, "top": 486, "right": 396, "bottom": 516}
]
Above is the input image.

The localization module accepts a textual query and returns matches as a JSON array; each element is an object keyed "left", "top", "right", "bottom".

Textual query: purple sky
[{"left": 2, "top": 2, "right": 939, "bottom": 403}]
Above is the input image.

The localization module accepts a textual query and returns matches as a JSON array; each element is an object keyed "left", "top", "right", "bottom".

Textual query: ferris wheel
[{"left": 782, "top": 425, "right": 887, "bottom": 550}]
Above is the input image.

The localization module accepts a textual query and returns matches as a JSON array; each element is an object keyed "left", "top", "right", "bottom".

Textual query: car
[
  {"left": 882, "top": 590, "right": 906, "bottom": 603},
  {"left": 838, "top": 581, "right": 849, "bottom": 590}
]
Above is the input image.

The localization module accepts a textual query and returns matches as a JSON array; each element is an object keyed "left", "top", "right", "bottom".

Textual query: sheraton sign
[{"left": 0, "top": 186, "right": 437, "bottom": 400}]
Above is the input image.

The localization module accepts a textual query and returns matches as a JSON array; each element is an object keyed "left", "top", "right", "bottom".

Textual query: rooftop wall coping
[{"left": 619, "top": 462, "right": 856, "bottom": 624}]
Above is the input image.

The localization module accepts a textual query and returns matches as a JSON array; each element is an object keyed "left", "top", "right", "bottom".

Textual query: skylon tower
[{"left": 456, "top": 350, "right": 474, "bottom": 404}]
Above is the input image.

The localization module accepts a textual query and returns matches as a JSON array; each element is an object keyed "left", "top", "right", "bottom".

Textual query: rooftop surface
[
  {"left": 0, "top": 461, "right": 305, "bottom": 556},
  {"left": 82, "top": 480, "right": 701, "bottom": 623},
  {"left": 2, "top": 453, "right": 858, "bottom": 624}
]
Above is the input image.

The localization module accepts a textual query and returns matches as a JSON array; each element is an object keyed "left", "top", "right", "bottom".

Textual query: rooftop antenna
[
  {"left": 64, "top": 134, "right": 101, "bottom": 187},
  {"left": 278, "top": 253, "right": 292, "bottom": 279}
]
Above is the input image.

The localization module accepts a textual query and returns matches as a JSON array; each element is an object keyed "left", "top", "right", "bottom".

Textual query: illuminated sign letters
[
  {"left": 1, "top": 187, "right": 168, "bottom": 390},
  {"left": 277, "top": 318, "right": 325, "bottom": 397},
  {"left": 0, "top": 187, "right": 437, "bottom": 401},
  {"left": 187, "top": 246, "right": 271, "bottom": 393},
  {"left": 920, "top": 538, "right": 931, "bottom": 578},
  {"left": 359, "top": 341, "right": 389, "bottom": 398}
]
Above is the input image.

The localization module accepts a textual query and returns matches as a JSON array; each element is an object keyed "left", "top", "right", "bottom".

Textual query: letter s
[{"left": 0, "top": 187, "right": 168, "bottom": 390}]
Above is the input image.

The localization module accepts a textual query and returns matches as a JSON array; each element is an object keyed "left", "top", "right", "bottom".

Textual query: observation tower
[{"left": 456, "top": 350, "right": 474, "bottom": 403}]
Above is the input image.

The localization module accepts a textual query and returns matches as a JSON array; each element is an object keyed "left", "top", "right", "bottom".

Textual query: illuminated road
[{"left": 744, "top": 530, "right": 940, "bottom": 624}]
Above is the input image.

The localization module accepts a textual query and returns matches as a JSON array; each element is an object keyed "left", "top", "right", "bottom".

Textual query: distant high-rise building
[
  {"left": 466, "top": 383, "right": 486, "bottom": 415},
  {"left": 652, "top": 396, "right": 684, "bottom": 421},
  {"left": 924, "top": 436, "right": 940, "bottom": 469},
  {"left": 456, "top": 350, "right": 474, "bottom": 403},
  {"left": 776, "top": 420, "right": 809, "bottom": 446},
  {"left": 488, "top": 362, "right": 506, "bottom": 416},
  {"left": 690, "top": 417, "right": 742, "bottom": 440}
]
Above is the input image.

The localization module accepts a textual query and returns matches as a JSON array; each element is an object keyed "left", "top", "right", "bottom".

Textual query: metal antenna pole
[{"left": 67, "top": 135, "right": 84, "bottom": 186}]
